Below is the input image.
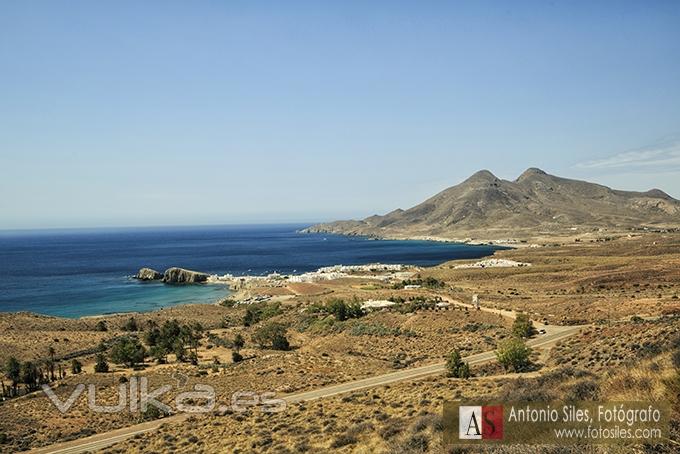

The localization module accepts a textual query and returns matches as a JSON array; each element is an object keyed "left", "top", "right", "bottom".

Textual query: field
[{"left": 1, "top": 232, "right": 679, "bottom": 453}]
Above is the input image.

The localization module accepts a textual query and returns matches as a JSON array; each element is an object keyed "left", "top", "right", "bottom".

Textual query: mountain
[{"left": 304, "top": 168, "right": 680, "bottom": 240}]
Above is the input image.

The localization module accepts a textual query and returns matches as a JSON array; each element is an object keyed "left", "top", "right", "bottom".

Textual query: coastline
[
  {"left": 298, "top": 227, "right": 528, "bottom": 248},
  {"left": 1, "top": 230, "right": 505, "bottom": 320}
]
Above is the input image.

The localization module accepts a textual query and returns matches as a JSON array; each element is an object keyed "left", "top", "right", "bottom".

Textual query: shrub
[
  {"left": 326, "top": 299, "right": 364, "bottom": 321},
  {"left": 243, "top": 302, "right": 282, "bottom": 326},
  {"left": 123, "top": 317, "right": 138, "bottom": 332},
  {"left": 446, "top": 349, "right": 470, "bottom": 378},
  {"left": 233, "top": 333, "right": 245, "bottom": 352},
  {"left": 94, "top": 320, "right": 108, "bottom": 332},
  {"left": 512, "top": 313, "right": 536, "bottom": 338},
  {"left": 404, "top": 433, "right": 429, "bottom": 451},
  {"left": 393, "top": 277, "right": 445, "bottom": 289},
  {"left": 94, "top": 353, "right": 109, "bottom": 373},
  {"left": 331, "top": 434, "right": 357, "bottom": 448},
  {"left": 672, "top": 350, "right": 680, "bottom": 369},
  {"left": 380, "top": 418, "right": 405, "bottom": 440},
  {"left": 349, "top": 322, "right": 414, "bottom": 337},
  {"left": 110, "top": 337, "right": 146, "bottom": 368},
  {"left": 141, "top": 405, "right": 170, "bottom": 421},
  {"left": 496, "top": 337, "right": 532, "bottom": 372},
  {"left": 149, "top": 345, "right": 167, "bottom": 364},
  {"left": 567, "top": 379, "right": 600, "bottom": 401},
  {"left": 253, "top": 322, "right": 290, "bottom": 350},
  {"left": 272, "top": 333, "right": 290, "bottom": 351},
  {"left": 144, "top": 327, "right": 161, "bottom": 347},
  {"left": 70, "top": 359, "right": 83, "bottom": 374},
  {"left": 220, "top": 298, "right": 237, "bottom": 307}
]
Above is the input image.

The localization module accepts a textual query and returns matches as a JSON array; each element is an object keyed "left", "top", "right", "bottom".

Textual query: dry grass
[{"left": 2, "top": 232, "right": 680, "bottom": 452}]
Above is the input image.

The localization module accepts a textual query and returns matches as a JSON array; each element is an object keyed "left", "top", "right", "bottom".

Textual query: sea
[{"left": 0, "top": 224, "right": 503, "bottom": 318}]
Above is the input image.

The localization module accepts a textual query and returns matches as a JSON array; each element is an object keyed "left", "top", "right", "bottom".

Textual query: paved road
[
  {"left": 29, "top": 324, "right": 581, "bottom": 454},
  {"left": 284, "top": 325, "right": 579, "bottom": 402}
]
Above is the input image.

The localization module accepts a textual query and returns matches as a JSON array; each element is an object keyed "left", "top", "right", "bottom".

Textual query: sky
[{"left": 1, "top": 1, "right": 680, "bottom": 229}]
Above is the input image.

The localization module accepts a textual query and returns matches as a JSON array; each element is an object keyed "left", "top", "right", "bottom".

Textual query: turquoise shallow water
[{"left": 0, "top": 224, "right": 503, "bottom": 318}]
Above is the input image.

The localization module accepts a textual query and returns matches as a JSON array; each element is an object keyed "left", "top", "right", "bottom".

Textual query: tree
[
  {"left": 149, "top": 345, "right": 167, "bottom": 364},
  {"left": 4, "top": 357, "right": 21, "bottom": 395},
  {"left": 20, "top": 361, "right": 39, "bottom": 391},
  {"left": 326, "top": 299, "right": 363, "bottom": 321},
  {"left": 71, "top": 359, "right": 83, "bottom": 374},
  {"left": 243, "top": 302, "right": 282, "bottom": 326},
  {"left": 232, "top": 351, "right": 243, "bottom": 363},
  {"left": 496, "top": 337, "right": 532, "bottom": 372},
  {"left": 144, "top": 327, "right": 161, "bottom": 347},
  {"left": 243, "top": 307, "right": 257, "bottom": 327},
  {"left": 446, "top": 349, "right": 470, "bottom": 378},
  {"left": 172, "top": 339, "right": 187, "bottom": 362},
  {"left": 185, "top": 322, "right": 203, "bottom": 359},
  {"left": 159, "top": 320, "right": 182, "bottom": 350},
  {"left": 94, "top": 353, "right": 109, "bottom": 373},
  {"left": 233, "top": 333, "right": 245, "bottom": 352},
  {"left": 252, "top": 322, "right": 290, "bottom": 350},
  {"left": 110, "top": 337, "right": 146, "bottom": 368},
  {"left": 512, "top": 313, "right": 536, "bottom": 338},
  {"left": 47, "top": 346, "right": 56, "bottom": 381}
]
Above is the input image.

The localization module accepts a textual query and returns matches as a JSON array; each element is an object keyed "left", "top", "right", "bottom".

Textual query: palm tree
[
  {"left": 4, "top": 357, "right": 21, "bottom": 396},
  {"left": 47, "top": 346, "right": 56, "bottom": 381}
]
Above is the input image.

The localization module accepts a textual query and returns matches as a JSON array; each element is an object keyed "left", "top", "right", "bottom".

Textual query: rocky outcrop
[
  {"left": 162, "top": 267, "right": 209, "bottom": 284},
  {"left": 135, "top": 268, "right": 162, "bottom": 281}
]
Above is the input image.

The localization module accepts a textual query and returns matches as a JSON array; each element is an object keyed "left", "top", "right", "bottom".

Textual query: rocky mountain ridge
[{"left": 304, "top": 168, "right": 680, "bottom": 240}]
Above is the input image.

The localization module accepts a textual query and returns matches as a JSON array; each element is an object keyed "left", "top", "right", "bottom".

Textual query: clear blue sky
[{"left": 2, "top": 1, "right": 679, "bottom": 229}]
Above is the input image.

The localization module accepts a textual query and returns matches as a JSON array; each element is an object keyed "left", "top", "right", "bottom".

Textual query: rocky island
[{"left": 134, "top": 267, "right": 209, "bottom": 284}]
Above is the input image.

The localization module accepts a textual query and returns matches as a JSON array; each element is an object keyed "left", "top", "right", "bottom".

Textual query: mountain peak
[
  {"left": 306, "top": 168, "right": 680, "bottom": 239},
  {"left": 644, "top": 188, "right": 672, "bottom": 199},
  {"left": 516, "top": 167, "right": 548, "bottom": 182},
  {"left": 467, "top": 169, "right": 498, "bottom": 182}
]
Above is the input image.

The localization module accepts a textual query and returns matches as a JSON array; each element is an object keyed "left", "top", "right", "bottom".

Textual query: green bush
[
  {"left": 253, "top": 322, "right": 290, "bottom": 350},
  {"left": 110, "top": 337, "right": 146, "bottom": 368},
  {"left": 94, "top": 353, "right": 109, "bottom": 373},
  {"left": 220, "top": 298, "right": 237, "bottom": 307},
  {"left": 243, "top": 302, "right": 282, "bottom": 326},
  {"left": 446, "top": 349, "right": 470, "bottom": 378},
  {"left": 496, "top": 337, "right": 532, "bottom": 372},
  {"left": 326, "top": 299, "right": 364, "bottom": 321},
  {"left": 392, "top": 277, "right": 445, "bottom": 289},
  {"left": 272, "top": 333, "right": 290, "bottom": 351},
  {"left": 232, "top": 333, "right": 245, "bottom": 351},
  {"left": 70, "top": 359, "right": 83, "bottom": 374},
  {"left": 512, "top": 313, "right": 536, "bottom": 338}
]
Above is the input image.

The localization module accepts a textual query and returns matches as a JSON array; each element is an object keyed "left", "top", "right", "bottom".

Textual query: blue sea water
[{"left": 0, "top": 224, "right": 502, "bottom": 318}]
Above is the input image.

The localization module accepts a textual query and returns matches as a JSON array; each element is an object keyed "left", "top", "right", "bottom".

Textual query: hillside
[{"left": 304, "top": 168, "right": 680, "bottom": 241}]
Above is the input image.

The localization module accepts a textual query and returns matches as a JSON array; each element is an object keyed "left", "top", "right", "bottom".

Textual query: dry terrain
[{"left": 1, "top": 232, "right": 679, "bottom": 453}]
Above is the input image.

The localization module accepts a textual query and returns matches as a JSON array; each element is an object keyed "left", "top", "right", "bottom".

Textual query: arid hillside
[{"left": 305, "top": 168, "right": 680, "bottom": 240}]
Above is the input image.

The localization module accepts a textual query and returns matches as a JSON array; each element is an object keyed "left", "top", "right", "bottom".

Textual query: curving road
[{"left": 29, "top": 322, "right": 581, "bottom": 454}]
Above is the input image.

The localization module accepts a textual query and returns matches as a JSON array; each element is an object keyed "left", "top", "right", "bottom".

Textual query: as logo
[{"left": 459, "top": 406, "right": 503, "bottom": 440}]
